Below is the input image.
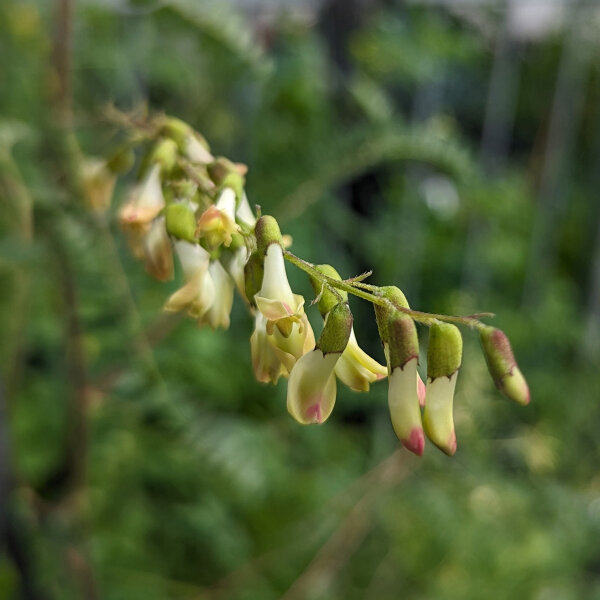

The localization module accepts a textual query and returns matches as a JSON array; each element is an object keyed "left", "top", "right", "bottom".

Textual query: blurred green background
[{"left": 2, "top": 0, "right": 600, "bottom": 598}]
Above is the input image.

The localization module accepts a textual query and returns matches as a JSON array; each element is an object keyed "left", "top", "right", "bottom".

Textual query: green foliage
[{"left": 2, "top": 1, "right": 600, "bottom": 599}]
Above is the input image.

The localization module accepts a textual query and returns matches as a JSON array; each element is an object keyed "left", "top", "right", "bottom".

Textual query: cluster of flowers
[{"left": 83, "top": 115, "right": 530, "bottom": 457}]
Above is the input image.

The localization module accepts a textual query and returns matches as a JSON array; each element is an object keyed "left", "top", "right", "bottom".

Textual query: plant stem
[{"left": 283, "top": 250, "right": 492, "bottom": 329}]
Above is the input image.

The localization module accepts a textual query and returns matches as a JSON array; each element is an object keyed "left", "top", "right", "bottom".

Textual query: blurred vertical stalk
[
  {"left": 521, "top": 2, "right": 590, "bottom": 308},
  {"left": 0, "top": 148, "right": 33, "bottom": 400},
  {"left": 461, "top": 7, "right": 520, "bottom": 295}
]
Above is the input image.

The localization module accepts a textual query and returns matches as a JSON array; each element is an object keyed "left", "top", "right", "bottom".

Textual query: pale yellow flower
[{"left": 196, "top": 187, "right": 240, "bottom": 249}]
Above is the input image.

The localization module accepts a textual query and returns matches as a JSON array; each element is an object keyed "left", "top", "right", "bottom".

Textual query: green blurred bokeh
[{"left": 1, "top": 1, "right": 600, "bottom": 599}]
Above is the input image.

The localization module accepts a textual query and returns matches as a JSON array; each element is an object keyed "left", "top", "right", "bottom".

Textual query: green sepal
[
  {"left": 427, "top": 322, "right": 462, "bottom": 380},
  {"left": 388, "top": 312, "right": 419, "bottom": 370},
  {"left": 374, "top": 286, "right": 409, "bottom": 345},
  {"left": 317, "top": 302, "right": 353, "bottom": 355},
  {"left": 165, "top": 203, "right": 197, "bottom": 242},
  {"left": 220, "top": 171, "right": 245, "bottom": 205},
  {"left": 244, "top": 251, "right": 264, "bottom": 306},
  {"left": 160, "top": 116, "right": 191, "bottom": 149},
  {"left": 255, "top": 215, "right": 283, "bottom": 255},
  {"left": 149, "top": 138, "right": 178, "bottom": 175},
  {"left": 309, "top": 264, "right": 348, "bottom": 318}
]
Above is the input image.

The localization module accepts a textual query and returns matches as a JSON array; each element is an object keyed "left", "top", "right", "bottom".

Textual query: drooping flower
[
  {"left": 163, "top": 241, "right": 214, "bottom": 319},
  {"left": 118, "top": 163, "right": 166, "bottom": 257},
  {"left": 81, "top": 157, "right": 116, "bottom": 213},
  {"left": 308, "top": 264, "right": 386, "bottom": 392},
  {"left": 196, "top": 187, "right": 240, "bottom": 250},
  {"left": 236, "top": 192, "right": 256, "bottom": 227},
  {"left": 250, "top": 312, "right": 286, "bottom": 384},
  {"left": 423, "top": 322, "right": 463, "bottom": 456},
  {"left": 202, "top": 260, "right": 235, "bottom": 329},
  {"left": 143, "top": 216, "right": 173, "bottom": 282},
  {"left": 287, "top": 302, "right": 352, "bottom": 424},
  {"left": 253, "top": 216, "right": 314, "bottom": 370},
  {"left": 334, "top": 329, "right": 388, "bottom": 392},
  {"left": 479, "top": 326, "right": 530, "bottom": 405}
]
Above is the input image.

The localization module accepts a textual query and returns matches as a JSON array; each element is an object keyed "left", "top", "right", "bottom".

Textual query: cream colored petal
[
  {"left": 143, "top": 217, "right": 174, "bottom": 282},
  {"left": 334, "top": 329, "right": 387, "bottom": 392},
  {"left": 258, "top": 244, "right": 296, "bottom": 309},
  {"left": 388, "top": 359, "right": 425, "bottom": 456},
  {"left": 174, "top": 240, "right": 211, "bottom": 280},
  {"left": 185, "top": 133, "right": 213, "bottom": 164},
  {"left": 423, "top": 372, "right": 458, "bottom": 456},
  {"left": 250, "top": 313, "right": 285, "bottom": 384},
  {"left": 254, "top": 296, "right": 295, "bottom": 322},
  {"left": 287, "top": 349, "right": 340, "bottom": 425},
  {"left": 203, "top": 261, "right": 234, "bottom": 329},
  {"left": 236, "top": 192, "right": 256, "bottom": 226}
]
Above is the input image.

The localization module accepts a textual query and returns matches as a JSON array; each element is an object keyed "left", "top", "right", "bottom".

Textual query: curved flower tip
[
  {"left": 502, "top": 367, "right": 530, "bottom": 405},
  {"left": 201, "top": 261, "right": 234, "bottom": 330},
  {"left": 118, "top": 164, "right": 165, "bottom": 228},
  {"left": 185, "top": 132, "right": 214, "bottom": 164},
  {"left": 417, "top": 374, "right": 427, "bottom": 408},
  {"left": 251, "top": 313, "right": 286, "bottom": 384},
  {"left": 254, "top": 243, "right": 315, "bottom": 368},
  {"left": 404, "top": 427, "right": 425, "bottom": 457},
  {"left": 334, "top": 329, "right": 387, "bottom": 392},
  {"left": 144, "top": 216, "right": 174, "bottom": 282},
  {"left": 163, "top": 242, "right": 215, "bottom": 318},
  {"left": 423, "top": 372, "right": 458, "bottom": 456},
  {"left": 196, "top": 187, "right": 240, "bottom": 249},
  {"left": 388, "top": 358, "right": 425, "bottom": 456},
  {"left": 287, "top": 349, "right": 340, "bottom": 425},
  {"left": 81, "top": 157, "right": 116, "bottom": 213}
]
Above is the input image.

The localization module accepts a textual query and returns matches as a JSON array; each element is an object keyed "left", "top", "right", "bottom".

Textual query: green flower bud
[
  {"left": 165, "top": 202, "right": 197, "bottom": 242},
  {"left": 220, "top": 171, "right": 245, "bottom": 205},
  {"left": 374, "top": 286, "right": 410, "bottom": 345},
  {"left": 255, "top": 215, "right": 283, "bottom": 255},
  {"left": 427, "top": 322, "right": 462, "bottom": 380},
  {"left": 423, "top": 322, "right": 462, "bottom": 456},
  {"left": 161, "top": 116, "right": 192, "bottom": 148},
  {"left": 316, "top": 302, "right": 353, "bottom": 355},
  {"left": 309, "top": 264, "right": 348, "bottom": 317},
  {"left": 149, "top": 138, "right": 178, "bottom": 174},
  {"left": 479, "top": 326, "right": 530, "bottom": 405},
  {"left": 244, "top": 250, "right": 264, "bottom": 306}
]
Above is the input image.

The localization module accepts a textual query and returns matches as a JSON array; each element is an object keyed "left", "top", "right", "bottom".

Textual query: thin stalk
[{"left": 283, "top": 250, "right": 492, "bottom": 329}]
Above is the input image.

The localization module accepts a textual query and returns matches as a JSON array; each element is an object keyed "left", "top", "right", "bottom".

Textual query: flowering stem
[{"left": 283, "top": 250, "right": 493, "bottom": 329}]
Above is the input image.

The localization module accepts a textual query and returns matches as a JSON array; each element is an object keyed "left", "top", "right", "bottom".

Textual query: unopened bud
[
  {"left": 316, "top": 302, "right": 353, "bottom": 355},
  {"left": 150, "top": 138, "right": 178, "bottom": 174},
  {"left": 106, "top": 145, "right": 135, "bottom": 174},
  {"left": 479, "top": 326, "right": 530, "bottom": 405},
  {"left": 220, "top": 172, "right": 245, "bottom": 204},
  {"left": 165, "top": 202, "right": 197, "bottom": 243},
  {"left": 255, "top": 215, "right": 283, "bottom": 255},
  {"left": 387, "top": 312, "right": 424, "bottom": 456},
  {"left": 423, "top": 323, "right": 462, "bottom": 456},
  {"left": 309, "top": 265, "right": 348, "bottom": 317}
]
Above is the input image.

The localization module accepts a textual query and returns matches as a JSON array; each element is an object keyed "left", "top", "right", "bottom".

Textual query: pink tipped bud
[{"left": 479, "top": 327, "right": 530, "bottom": 405}]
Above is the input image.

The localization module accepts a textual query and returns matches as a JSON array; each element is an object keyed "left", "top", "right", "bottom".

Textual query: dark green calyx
[
  {"left": 255, "top": 215, "right": 283, "bottom": 255},
  {"left": 317, "top": 302, "right": 353, "bottom": 355},
  {"left": 244, "top": 251, "right": 264, "bottom": 306},
  {"left": 165, "top": 202, "right": 197, "bottom": 242},
  {"left": 388, "top": 312, "right": 419, "bottom": 370},
  {"left": 427, "top": 322, "right": 462, "bottom": 380},
  {"left": 374, "top": 286, "right": 410, "bottom": 344},
  {"left": 309, "top": 264, "right": 348, "bottom": 317}
]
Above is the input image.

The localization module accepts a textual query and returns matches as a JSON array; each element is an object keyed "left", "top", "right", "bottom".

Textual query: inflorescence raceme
[{"left": 87, "top": 112, "right": 530, "bottom": 457}]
